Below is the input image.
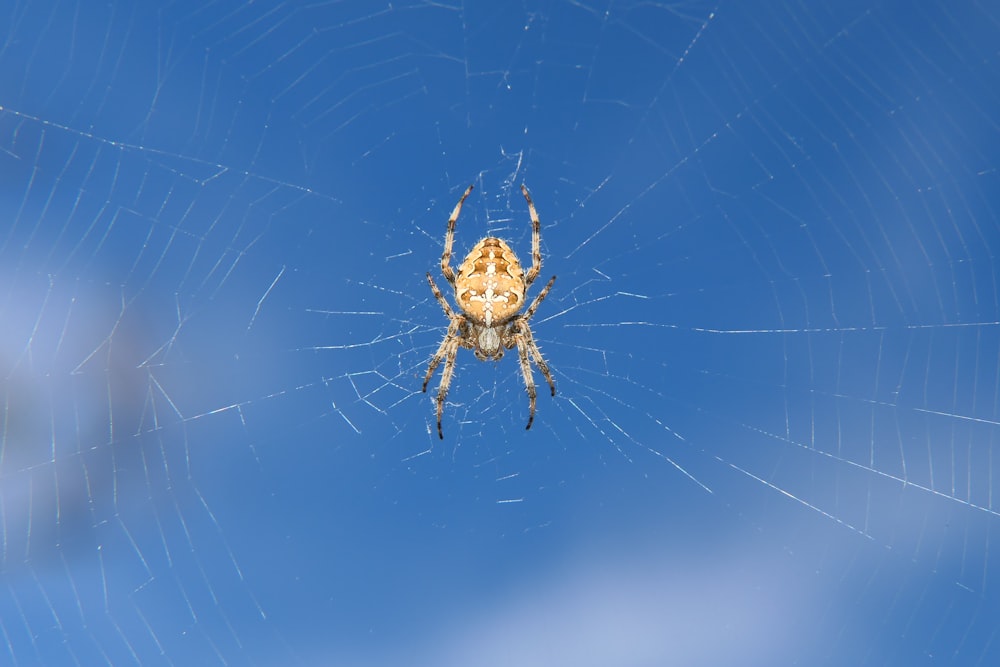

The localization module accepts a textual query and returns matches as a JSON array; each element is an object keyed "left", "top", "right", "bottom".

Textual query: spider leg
[
  {"left": 517, "top": 316, "right": 556, "bottom": 398},
  {"left": 422, "top": 314, "right": 462, "bottom": 438},
  {"left": 524, "top": 274, "right": 556, "bottom": 320},
  {"left": 433, "top": 335, "right": 461, "bottom": 439},
  {"left": 520, "top": 184, "right": 542, "bottom": 287},
  {"left": 511, "top": 327, "right": 539, "bottom": 430},
  {"left": 426, "top": 272, "right": 456, "bottom": 318},
  {"left": 423, "top": 272, "right": 466, "bottom": 438},
  {"left": 423, "top": 271, "right": 465, "bottom": 387},
  {"left": 422, "top": 312, "right": 462, "bottom": 393},
  {"left": 441, "top": 184, "right": 474, "bottom": 285}
]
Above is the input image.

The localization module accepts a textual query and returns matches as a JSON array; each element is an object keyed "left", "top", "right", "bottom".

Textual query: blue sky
[{"left": 1, "top": 1, "right": 998, "bottom": 665}]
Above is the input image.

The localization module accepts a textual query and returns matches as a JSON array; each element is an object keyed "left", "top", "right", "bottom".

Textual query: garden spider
[{"left": 423, "top": 184, "right": 556, "bottom": 438}]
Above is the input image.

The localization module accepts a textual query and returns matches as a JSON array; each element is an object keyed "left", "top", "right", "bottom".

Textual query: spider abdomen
[{"left": 455, "top": 237, "right": 526, "bottom": 327}]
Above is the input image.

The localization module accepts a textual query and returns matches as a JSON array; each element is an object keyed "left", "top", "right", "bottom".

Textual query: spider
[{"left": 423, "top": 184, "right": 557, "bottom": 439}]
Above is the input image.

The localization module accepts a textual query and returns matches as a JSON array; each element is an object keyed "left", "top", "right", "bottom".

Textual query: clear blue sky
[{"left": 1, "top": 1, "right": 998, "bottom": 664}]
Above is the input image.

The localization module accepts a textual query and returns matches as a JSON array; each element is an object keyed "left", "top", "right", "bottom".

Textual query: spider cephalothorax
[{"left": 423, "top": 184, "right": 556, "bottom": 438}]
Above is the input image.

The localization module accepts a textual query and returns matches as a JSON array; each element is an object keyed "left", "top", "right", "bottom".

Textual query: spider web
[{"left": 1, "top": 1, "right": 999, "bottom": 664}]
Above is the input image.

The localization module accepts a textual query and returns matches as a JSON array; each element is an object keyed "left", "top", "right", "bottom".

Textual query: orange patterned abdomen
[{"left": 455, "top": 238, "right": 526, "bottom": 327}]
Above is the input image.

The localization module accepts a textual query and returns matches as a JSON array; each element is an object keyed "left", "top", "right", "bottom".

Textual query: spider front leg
[
  {"left": 432, "top": 335, "right": 461, "bottom": 439},
  {"left": 510, "top": 327, "right": 541, "bottom": 430},
  {"left": 422, "top": 315, "right": 463, "bottom": 439},
  {"left": 517, "top": 316, "right": 556, "bottom": 399},
  {"left": 423, "top": 272, "right": 465, "bottom": 438},
  {"left": 422, "top": 312, "right": 461, "bottom": 393},
  {"left": 521, "top": 275, "right": 556, "bottom": 398}
]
